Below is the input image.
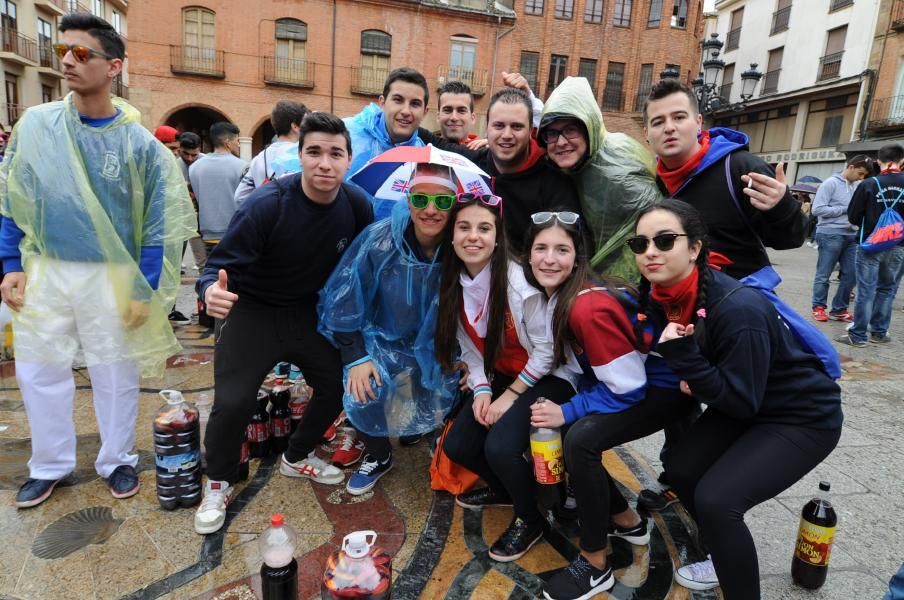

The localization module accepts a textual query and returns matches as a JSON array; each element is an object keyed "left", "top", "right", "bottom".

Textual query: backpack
[{"left": 859, "top": 177, "right": 904, "bottom": 253}]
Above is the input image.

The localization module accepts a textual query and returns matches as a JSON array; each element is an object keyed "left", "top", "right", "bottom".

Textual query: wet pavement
[{"left": 0, "top": 244, "right": 901, "bottom": 599}]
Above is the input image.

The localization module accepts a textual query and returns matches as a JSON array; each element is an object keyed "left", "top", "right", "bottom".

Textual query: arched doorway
[
  {"left": 164, "top": 105, "right": 232, "bottom": 153},
  {"left": 251, "top": 117, "right": 276, "bottom": 157}
]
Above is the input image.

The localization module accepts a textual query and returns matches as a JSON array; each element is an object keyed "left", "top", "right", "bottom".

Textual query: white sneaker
[
  {"left": 279, "top": 451, "right": 345, "bottom": 484},
  {"left": 194, "top": 480, "right": 234, "bottom": 535},
  {"left": 674, "top": 555, "right": 719, "bottom": 591}
]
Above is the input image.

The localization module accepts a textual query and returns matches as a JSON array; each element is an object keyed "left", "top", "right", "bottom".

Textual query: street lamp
[{"left": 660, "top": 32, "right": 762, "bottom": 115}]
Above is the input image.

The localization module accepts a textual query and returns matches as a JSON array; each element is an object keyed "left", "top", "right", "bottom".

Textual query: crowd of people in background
[{"left": 2, "top": 12, "right": 904, "bottom": 600}]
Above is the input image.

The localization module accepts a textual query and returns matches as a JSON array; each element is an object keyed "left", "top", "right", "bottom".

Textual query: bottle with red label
[
  {"left": 270, "top": 379, "right": 292, "bottom": 454},
  {"left": 247, "top": 389, "right": 271, "bottom": 459},
  {"left": 289, "top": 379, "right": 310, "bottom": 434},
  {"left": 238, "top": 437, "right": 250, "bottom": 481},
  {"left": 791, "top": 481, "right": 837, "bottom": 589}
]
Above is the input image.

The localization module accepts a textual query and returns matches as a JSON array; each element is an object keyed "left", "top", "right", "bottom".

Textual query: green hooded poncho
[{"left": 541, "top": 77, "right": 662, "bottom": 279}]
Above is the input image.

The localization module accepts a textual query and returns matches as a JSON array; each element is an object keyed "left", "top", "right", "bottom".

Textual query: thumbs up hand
[{"left": 204, "top": 269, "right": 238, "bottom": 319}]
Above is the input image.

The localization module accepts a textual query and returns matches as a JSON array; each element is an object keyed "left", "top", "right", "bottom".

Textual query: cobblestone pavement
[{"left": 0, "top": 244, "right": 900, "bottom": 600}]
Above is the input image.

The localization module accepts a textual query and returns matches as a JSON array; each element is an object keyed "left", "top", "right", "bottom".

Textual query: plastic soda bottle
[
  {"left": 259, "top": 513, "right": 298, "bottom": 600},
  {"left": 321, "top": 530, "right": 391, "bottom": 599},
  {"left": 289, "top": 379, "right": 310, "bottom": 434},
  {"left": 792, "top": 481, "right": 837, "bottom": 589},
  {"left": 269, "top": 380, "right": 292, "bottom": 454},
  {"left": 247, "top": 389, "right": 271, "bottom": 458},
  {"left": 154, "top": 390, "right": 201, "bottom": 509},
  {"left": 529, "top": 398, "right": 564, "bottom": 485}
]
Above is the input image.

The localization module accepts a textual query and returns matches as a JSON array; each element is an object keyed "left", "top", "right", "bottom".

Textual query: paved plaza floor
[{"left": 0, "top": 244, "right": 901, "bottom": 600}]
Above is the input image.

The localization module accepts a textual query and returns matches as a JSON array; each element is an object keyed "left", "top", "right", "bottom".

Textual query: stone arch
[{"left": 161, "top": 103, "right": 233, "bottom": 152}]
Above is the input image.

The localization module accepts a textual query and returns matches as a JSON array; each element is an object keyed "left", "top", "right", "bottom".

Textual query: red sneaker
[
  {"left": 331, "top": 427, "right": 365, "bottom": 466},
  {"left": 812, "top": 306, "right": 829, "bottom": 322},
  {"left": 828, "top": 310, "right": 853, "bottom": 322},
  {"left": 322, "top": 415, "right": 343, "bottom": 442}
]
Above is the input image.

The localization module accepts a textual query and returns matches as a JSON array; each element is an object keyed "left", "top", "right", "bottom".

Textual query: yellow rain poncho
[
  {"left": 0, "top": 94, "right": 198, "bottom": 377},
  {"left": 541, "top": 77, "right": 662, "bottom": 279}
]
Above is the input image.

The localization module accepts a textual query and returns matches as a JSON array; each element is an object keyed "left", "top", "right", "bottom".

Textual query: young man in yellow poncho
[{"left": 0, "top": 14, "right": 196, "bottom": 508}]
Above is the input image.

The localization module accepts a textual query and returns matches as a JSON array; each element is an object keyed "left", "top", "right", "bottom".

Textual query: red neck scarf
[
  {"left": 651, "top": 266, "right": 699, "bottom": 325},
  {"left": 657, "top": 131, "right": 711, "bottom": 196},
  {"left": 880, "top": 165, "right": 901, "bottom": 174}
]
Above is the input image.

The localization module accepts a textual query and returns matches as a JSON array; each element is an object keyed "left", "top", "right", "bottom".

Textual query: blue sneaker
[
  {"left": 107, "top": 465, "right": 141, "bottom": 499},
  {"left": 346, "top": 454, "right": 392, "bottom": 496},
  {"left": 16, "top": 477, "right": 62, "bottom": 508}
]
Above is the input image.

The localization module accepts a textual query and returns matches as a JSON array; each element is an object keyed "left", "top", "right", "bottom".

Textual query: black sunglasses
[{"left": 626, "top": 233, "right": 689, "bottom": 254}]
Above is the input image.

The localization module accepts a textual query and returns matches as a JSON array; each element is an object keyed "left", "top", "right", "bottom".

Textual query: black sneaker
[
  {"left": 168, "top": 309, "right": 191, "bottom": 326},
  {"left": 488, "top": 517, "right": 544, "bottom": 562},
  {"left": 542, "top": 554, "right": 614, "bottom": 600},
  {"left": 608, "top": 519, "right": 650, "bottom": 545},
  {"left": 107, "top": 465, "right": 141, "bottom": 499},
  {"left": 637, "top": 487, "right": 680, "bottom": 512},
  {"left": 16, "top": 477, "right": 62, "bottom": 508},
  {"left": 455, "top": 486, "right": 513, "bottom": 510},
  {"left": 399, "top": 432, "right": 426, "bottom": 446}
]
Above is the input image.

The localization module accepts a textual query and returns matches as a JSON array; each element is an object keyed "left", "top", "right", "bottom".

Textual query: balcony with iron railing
[
  {"left": 601, "top": 89, "right": 625, "bottom": 111},
  {"left": 351, "top": 66, "right": 389, "bottom": 95},
  {"left": 66, "top": 0, "right": 89, "bottom": 12},
  {"left": 4, "top": 102, "right": 26, "bottom": 126},
  {"left": 35, "top": 0, "right": 65, "bottom": 15},
  {"left": 37, "top": 44, "right": 63, "bottom": 75},
  {"left": 438, "top": 65, "right": 488, "bottom": 96},
  {"left": 867, "top": 95, "right": 904, "bottom": 131},
  {"left": 725, "top": 27, "right": 741, "bottom": 51},
  {"left": 170, "top": 45, "right": 225, "bottom": 78},
  {"left": 0, "top": 28, "right": 38, "bottom": 64},
  {"left": 761, "top": 69, "right": 780, "bottom": 95},
  {"left": 893, "top": 0, "right": 904, "bottom": 31},
  {"left": 817, "top": 51, "right": 843, "bottom": 81},
  {"left": 771, "top": 6, "right": 791, "bottom": 34},
  {"left": 262, "top": 56, "right": 314, "bottom": 89},
  {"left": 112, "top": 75, "right": 128, "bottom": 98}
]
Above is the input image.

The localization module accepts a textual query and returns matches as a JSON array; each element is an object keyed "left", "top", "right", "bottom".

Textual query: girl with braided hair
[
  {"left": 525, "top": 210, "right": 694, "bottom": 600},
  {"left": 633, "top": 199, "right": 843, "bottom": 599}
]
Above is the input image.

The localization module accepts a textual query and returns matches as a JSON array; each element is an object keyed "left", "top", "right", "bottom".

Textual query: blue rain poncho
[
  {"left": 542, "top": 77, "right": 662, "bottom": 279},
  {"left": 317, "top": 202, "right": 458, "bottom": 436},
  {"left": 0, "top": 94, "right": 198, "bottom": 377},
  {"left": 344, "top": 104, "right": 424, "bottom": 221}
]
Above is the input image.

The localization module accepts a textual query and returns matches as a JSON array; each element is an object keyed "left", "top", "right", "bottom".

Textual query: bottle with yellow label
[
  {"left": 791, "top": 481, "right": 836, "bottom": 589},
  {"left": 529, "top": 398, "right": 564, "bottom": 485}
]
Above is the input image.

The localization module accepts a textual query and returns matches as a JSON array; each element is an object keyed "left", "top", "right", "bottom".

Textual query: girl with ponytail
[{"left": 634, "top": 199, "right": 843, "bottom": 600}]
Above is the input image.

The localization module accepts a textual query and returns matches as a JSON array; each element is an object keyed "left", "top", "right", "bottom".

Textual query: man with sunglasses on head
[
  {"left": 194, "top": 112, "right": 372, "bottom": 535},
  {"left": 318, "top": 163, "right": 462, "bottom": 495},
  {"left": 0, "top": 13, "right": 196, "bottom": 508}
]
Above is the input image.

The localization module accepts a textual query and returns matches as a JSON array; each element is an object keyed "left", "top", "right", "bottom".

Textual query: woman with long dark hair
[
  {"left": 524, "top": 211, "right": 694, "bottom": 600},
  {"left": 436, "top": 197, "right": 580, "bottom": 563},
  {"left": 632, "top": 199, "right": 842, "bottom": 599}
]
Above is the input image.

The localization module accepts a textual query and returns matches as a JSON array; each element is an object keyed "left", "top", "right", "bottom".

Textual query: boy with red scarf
[{"left": 644, "top": 79, "right": 805, "bottom": 280}]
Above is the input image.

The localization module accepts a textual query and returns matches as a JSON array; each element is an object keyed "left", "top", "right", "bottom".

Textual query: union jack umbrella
[{"left": 350, "top": 144, "right": 493, "bottom": 202}]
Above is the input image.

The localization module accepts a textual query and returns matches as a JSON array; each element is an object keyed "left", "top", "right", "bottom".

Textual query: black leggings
[
  {"left": 564, "top": 387, "right": 696, "bottom": 551},
  {"left": 205, "top": 302, "right": 345, "bottom": 482},
  {"left": 664, "top": 409, "right": 841, "bottom": 600},
  {"left": 442, "top": 374, "right": 575, "bottom": 528}
]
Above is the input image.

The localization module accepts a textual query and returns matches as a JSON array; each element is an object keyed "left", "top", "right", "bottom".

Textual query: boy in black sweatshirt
[{"left": 193, "top": 113, "right": 373, "bottom": 535}]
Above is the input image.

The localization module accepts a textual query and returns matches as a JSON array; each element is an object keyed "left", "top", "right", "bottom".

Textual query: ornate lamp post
[{"left": 660, "top": 33, "right": 762, "bottom": 115}]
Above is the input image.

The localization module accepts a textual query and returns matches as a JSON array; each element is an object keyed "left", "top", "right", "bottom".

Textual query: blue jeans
[
  {"left": 850, "top": 245, "right": 904, "bottom": 342},
  {"left": 884, "top": 562, "right": 904, "bottom": 600},
  {"left": 811, "top": 232, "right": 857, "bottom": 312}
]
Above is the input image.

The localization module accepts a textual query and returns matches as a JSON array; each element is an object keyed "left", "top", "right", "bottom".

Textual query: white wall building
[{"left": 710, "top": 0, "right": 880, "bottom": 182}]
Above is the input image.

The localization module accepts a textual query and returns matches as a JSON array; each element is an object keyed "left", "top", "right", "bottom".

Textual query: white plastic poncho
[
  {"left": 0, "top": 94, "right": 198, "bottom": 377},
  {"left": 317, "top": 202, "right": 459, "bottom": 437},
  {"left": 541, "top": 77, "right": 662, "bottom": 279}
]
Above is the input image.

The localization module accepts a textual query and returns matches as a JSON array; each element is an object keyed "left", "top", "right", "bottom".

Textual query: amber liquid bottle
[{"left": 791, "top": 481, "right": 837, "bottom": 589}]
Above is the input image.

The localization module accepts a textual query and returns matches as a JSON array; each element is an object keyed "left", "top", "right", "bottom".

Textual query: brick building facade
[{"left": 127, "top": 0, "right": 703, "bottom": 155}]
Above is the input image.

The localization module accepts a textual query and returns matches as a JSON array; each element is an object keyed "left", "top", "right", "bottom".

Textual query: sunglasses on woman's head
[
  {"left": 456, "top": 192, "right": 502, "bottom": 207},
  {"left": 626, "top": 233, "right": 689, "bottom": 254},
  {"left": 531, "top": 211, "right": 580, "bottom": 226},
  {"left": 52, "top": 43, "right": 115, "bottom": 63},
  {"left": 408, "top": 192, "right": 456, "bottom": 211}
]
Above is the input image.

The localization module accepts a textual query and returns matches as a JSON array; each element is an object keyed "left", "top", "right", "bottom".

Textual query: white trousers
[{"left": 12, "top": 258, "right": 140, "bottom": 479}]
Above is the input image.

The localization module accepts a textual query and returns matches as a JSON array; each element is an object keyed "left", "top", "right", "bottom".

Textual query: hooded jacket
[
  {"left": 811, "top": 172, "right": 860, "bottom": 234},
  {"left": 656, "top": 127, "right": 806, "bottom": 279},
  {"left": 318, "top": 202, "right": 459, "bottom": 436},
  {"left": 540, "top": 77, "right": 662, "bottom": 279}
]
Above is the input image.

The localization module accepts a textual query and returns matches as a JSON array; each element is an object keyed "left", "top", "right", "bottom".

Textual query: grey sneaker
[
  {"left": 869, "top": 334, "right": 891, "bottom": 344},
  {"left": 835, "top": 333, "right": 867, "bottom": 347}
]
